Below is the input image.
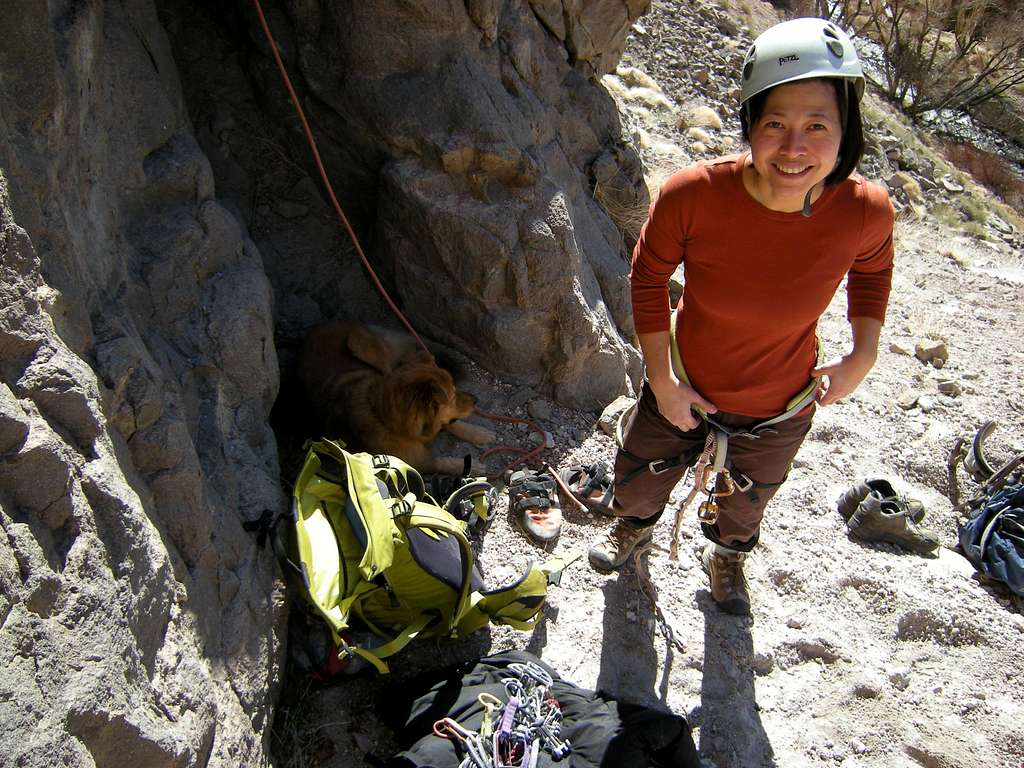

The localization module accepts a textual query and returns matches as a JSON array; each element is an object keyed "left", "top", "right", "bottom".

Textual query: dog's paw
[{"left": 444, "top": 420, "right": 496, "bottom": 446}]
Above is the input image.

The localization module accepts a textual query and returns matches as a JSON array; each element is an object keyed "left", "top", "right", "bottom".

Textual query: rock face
[
  {"left": 227, "top": 0, "right": 648, "bottom": 409},
  {"left": 0, "top": 3, "right": 284, "bottom": 767}
]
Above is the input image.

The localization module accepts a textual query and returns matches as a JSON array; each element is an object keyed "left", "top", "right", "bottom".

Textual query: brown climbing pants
[{"left": 611, "top": 381, "right": 815, "bottom": 551}]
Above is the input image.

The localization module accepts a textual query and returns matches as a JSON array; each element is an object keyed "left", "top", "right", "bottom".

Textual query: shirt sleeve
[
  {"left": 630, "top": 170, "right": 692, "bottom": 334},
  {"left": 846, "top": 181, "right": 895, "bottom": 322}
]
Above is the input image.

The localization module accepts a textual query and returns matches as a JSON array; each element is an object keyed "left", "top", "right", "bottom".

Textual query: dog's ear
[{"left": 346, "top": 325, "right": 398, "bottom": 373}]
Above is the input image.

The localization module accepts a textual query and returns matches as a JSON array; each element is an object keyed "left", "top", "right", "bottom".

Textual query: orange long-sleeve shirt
[{"left": 631, "top": 154, "right": 894, "bottom": 418}]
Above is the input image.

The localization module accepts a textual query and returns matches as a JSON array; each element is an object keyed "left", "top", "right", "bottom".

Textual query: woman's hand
[
  {"left": 813, "top": 317, "right": 883, "bottom": 406},
  {"left": 649, "top": 374, "right": 718, "bottom": 431},
  {"left": 812, "top": 352, "right": 875, "bottom": 406}
]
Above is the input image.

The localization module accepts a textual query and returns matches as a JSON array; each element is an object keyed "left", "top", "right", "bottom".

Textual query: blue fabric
[{"left": 959, "top": 482, "right": 1024, "bottom": 596}]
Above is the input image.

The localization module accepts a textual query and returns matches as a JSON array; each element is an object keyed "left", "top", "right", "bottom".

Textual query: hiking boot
[
  {"left": 837, "top": 478, "right": 925, "bottom": 523},
  {"left": 588, "top": 519, "right": 654, "bottom": 572},
  {"left": 701, "top": 543, "right": 751, "bottom": 615},
  {"left": 847, "top": 495, "right": 940, "bottom": 555}
]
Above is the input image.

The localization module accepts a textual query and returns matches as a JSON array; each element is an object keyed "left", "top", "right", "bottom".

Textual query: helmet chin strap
[{"left": 802, "top": 185, "right": 815, "bottom": 217}]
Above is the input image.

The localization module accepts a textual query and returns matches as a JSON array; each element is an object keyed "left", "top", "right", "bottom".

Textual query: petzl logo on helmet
[{"left": 778, "top": 54, "right": 800, "bottom": 66}]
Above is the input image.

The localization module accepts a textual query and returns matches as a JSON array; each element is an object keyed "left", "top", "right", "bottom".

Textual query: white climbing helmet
[{"left": 740, "top": 17, "right": 865, "bottom": 105}]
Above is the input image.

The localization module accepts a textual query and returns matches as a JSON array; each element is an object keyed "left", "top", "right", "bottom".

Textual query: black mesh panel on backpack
[{"left": 405, "top": 527, "right": 484, "bottom": 593}]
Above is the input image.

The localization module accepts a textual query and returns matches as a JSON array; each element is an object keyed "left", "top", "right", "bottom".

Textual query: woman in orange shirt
[{"left": 588, "top": 18, "right": 894, "bottom": 616}]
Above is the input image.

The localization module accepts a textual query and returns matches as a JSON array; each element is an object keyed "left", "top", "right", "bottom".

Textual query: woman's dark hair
[{"left": 740, "top": 78, "right": 864, "bottom": 187}]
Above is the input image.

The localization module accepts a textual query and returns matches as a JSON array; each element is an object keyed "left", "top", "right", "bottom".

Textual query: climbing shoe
[
  {"left": 837, "top": 478, "right": 925, "bottom": 523},
  {"left": 588, "top": 519, "right": 654, "bottom": 572},
  {"left": 846, "top": 494, "right": 940, "bottom": 555},
  {"left": 701, "top": 543, "right": 751, "bottom": 615}
]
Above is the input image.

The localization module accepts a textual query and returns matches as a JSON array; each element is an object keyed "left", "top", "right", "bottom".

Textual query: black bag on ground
[
  {"left": 958, "top": 454, "right": 1024, "bottom": 596},
  {"left": 382, "top": 650, "right": 699, "bottom": 768}
]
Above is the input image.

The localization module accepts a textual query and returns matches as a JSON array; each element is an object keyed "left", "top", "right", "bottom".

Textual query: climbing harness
[{"left": 618, "top": 311, "right": 820, "bottom": 559}]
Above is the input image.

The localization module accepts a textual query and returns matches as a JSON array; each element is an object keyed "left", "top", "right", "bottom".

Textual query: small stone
[
  {"left": 689, "top": 141, "right": 708, "bottom": 154},
  {"left": 937, "top": 380, "right": 961, "bottom": 397},
  {"left": 941, "top": 174, "right": 965, "bottom": 193},
  {"left": 508, "top": 387, "right": 536, "bottom": 409},
  {"left": 543, "top": 430, "right": 555, "bottom": 449},
  {"left": 914, "top": 340, "right": 948, "bottom": 366},
  {"left": 527, "top": 399, "right": 552, "bottom": 421},
  {"left": 888, "top": 668, "right": 911, "bottom": 690},
  {"left": 273, "top": 200, "right": 309, "bottom": 219},
  {"left": 897, "top": 390, "right": 919, "bottom": 410},
  {"left": 573, "top": 428, "right": 590, "bottom": 443},
  {"left": 918, "top": 396, "right": 936, "bottom": 413},
  {"left": 850, "top": 738, "right": 869, "bottom": 755},
  {"left": 687, "top": 126, "right": 713, "bottom": 143},
  {"left": 599, "top": 395, "right": 635, "bottom": 437},
  {"left": 889, "top": 342, "right": 911, "bottom": 355},
  {"left": 680, "top": 104, "right": 722, "bottom": 130},
  {"left": 751, "top": 652, "right": 774, "bottom": 675},
  {"left": 852, "top": 680, "right": 882, "bottom": 699},
  {"left": 786, "top": 615, "right": 805, "bottom": 629}
]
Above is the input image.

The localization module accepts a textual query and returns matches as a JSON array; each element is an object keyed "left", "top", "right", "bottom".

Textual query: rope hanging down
[
  {"left": 251, "top": 0, "right": 545, "bottom": 476},
  {"left": 249, "top": 0, "right": 429, "bottom": 356}
]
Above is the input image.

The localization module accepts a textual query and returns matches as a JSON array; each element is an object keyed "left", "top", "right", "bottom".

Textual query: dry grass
[{"left": 943, "top": 140, "right": 1024, "bottom": 216}]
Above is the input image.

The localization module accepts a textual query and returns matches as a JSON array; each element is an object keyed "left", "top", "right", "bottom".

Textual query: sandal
[
  {"left": 559, "top": 462, "right": 614, "bottom": 515},
  {"left": 507, "top": 468, "right": 562, "bottom": 543}
]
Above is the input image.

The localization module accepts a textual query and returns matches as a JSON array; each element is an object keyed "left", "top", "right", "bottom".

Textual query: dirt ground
[
  {"left": 281, "top": 199, "right": 1024, "bottom": 768},
  {"left": 275, "top": 6, "right": 1024, "bottom": 768}
]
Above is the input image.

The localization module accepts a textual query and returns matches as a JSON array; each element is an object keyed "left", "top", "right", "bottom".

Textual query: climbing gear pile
[{"left": 382, "top": 651, "right": 700, "bottom": 768}]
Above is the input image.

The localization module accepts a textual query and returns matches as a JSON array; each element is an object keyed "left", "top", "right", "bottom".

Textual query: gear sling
[{"left": 617, "top": 311, "right": 819, "bottom": 524}]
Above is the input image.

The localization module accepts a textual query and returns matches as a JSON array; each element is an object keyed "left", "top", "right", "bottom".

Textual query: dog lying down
[{"left": 296, "top": 320, "right": 494, "bottom": 475}]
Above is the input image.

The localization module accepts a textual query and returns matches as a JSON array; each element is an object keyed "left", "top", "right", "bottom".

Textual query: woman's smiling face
[{"left": 745, "top": 79, "right": 843, "bottom": 212}]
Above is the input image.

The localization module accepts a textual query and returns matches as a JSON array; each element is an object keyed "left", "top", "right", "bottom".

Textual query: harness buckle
[
  {"left": 732, "top": 471, "right": 754, "bottom": 493},
  {"left": 648, "top": 458, "right": 675, "bottom": 475}
]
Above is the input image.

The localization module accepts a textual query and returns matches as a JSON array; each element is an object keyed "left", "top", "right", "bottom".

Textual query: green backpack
[{"left": 279, "top": 439, "right": 572, "bottom": 673}]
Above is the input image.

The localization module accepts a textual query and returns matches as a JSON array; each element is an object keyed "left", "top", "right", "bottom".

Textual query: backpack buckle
[
  {"left": 391, "top": 497, "right": 414, "bottom": 517},
  {"left": 372, "top": 454, "right": 391, "bottom": 469}
]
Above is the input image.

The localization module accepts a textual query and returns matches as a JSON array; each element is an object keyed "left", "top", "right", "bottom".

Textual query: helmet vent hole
[
  {"left": 743, "top": 60, "right": 755, "bottom": 81},
  {"left": 827, "top": 39, "right": 844, "bottom": 58},
  {"left": 823, "top": 24, "right": 840, "bottom": 39}
]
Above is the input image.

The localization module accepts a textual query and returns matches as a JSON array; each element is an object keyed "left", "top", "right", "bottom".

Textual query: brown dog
[{"left": 296, "top": 321, "right": 477, "bottom": 474}]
